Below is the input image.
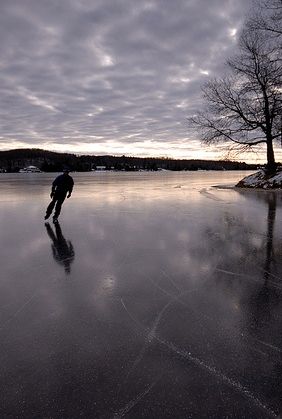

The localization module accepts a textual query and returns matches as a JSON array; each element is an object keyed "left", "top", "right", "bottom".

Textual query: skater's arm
[
  {"left": 67, "top": 178, "right": 74, "bottom": 198},
  {"left": 51, "top": 176, "right": 59, "bottom": 197}
]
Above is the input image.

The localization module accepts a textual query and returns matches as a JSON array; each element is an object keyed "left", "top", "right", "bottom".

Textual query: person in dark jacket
[{"left": 45, "top": 169, "right": 74, "bottom": 222}]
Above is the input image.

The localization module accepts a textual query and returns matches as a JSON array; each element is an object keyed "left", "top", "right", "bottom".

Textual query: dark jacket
[{"left": 52, "top": 174, "right": 74, "bottom": 197}]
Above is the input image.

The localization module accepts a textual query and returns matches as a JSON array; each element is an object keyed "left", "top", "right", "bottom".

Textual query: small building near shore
[
  {"left": 93, "top": 166, "right": 107, "bottom": 171},
  {"left": 19, "top": 165, "right": 42, "bottom": 173}
]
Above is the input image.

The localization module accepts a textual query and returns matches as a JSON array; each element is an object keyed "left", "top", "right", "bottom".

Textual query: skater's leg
[
  {"left": 45, "top": 198, "right": 56, "bottom": 219},
  {"left": 53, "top": 196, "right": 65, "bottom": 219}
]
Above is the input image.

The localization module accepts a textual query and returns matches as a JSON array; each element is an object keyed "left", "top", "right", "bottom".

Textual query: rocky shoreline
[{"left": 236, "top": 169, "right": 282, "bottom": 189}]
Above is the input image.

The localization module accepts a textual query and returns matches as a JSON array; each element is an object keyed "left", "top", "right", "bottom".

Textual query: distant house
[
  {"left": 19, "top": 165, "right": 42, "bottom": 173},
  {"left": 93, "top": 166, "right": 107, "bottom": 171}
]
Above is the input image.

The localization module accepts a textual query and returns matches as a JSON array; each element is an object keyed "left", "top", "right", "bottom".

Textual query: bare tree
[
  {"left": 248, "top": 0, "right": 282, "bottom": 38},
  {"left": 189, "top": 1, "right": 282, "bottom": 174}
]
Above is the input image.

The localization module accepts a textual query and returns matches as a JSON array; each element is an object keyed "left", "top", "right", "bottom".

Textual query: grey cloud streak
[{"left": 0, "top": 0, "right": 251, "bottom": 158}]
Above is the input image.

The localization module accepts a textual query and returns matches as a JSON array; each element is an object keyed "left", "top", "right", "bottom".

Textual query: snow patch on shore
[{"left": 236, "top": 170, "right": 282, "bottom": 189}]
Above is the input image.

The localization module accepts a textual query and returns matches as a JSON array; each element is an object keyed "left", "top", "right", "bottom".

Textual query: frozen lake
[{"left": 1, "top": 171, "right": 282, "bottom": 418}]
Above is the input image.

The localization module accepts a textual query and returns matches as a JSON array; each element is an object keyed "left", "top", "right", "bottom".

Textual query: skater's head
[{"left": 63, "top": 168, "right": 70, "bottom": 175}]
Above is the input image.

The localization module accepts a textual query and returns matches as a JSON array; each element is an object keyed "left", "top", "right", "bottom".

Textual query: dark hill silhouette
[{"left": 0, "top": 148, "right": 258, "bottom": 172}]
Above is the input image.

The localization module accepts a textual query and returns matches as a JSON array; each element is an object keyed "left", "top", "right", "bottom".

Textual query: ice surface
[{"left": 0, "top": 171, "right": 282, "bottom": 418}]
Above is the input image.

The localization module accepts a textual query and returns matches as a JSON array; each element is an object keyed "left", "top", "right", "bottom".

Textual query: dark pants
[{"left": 46, "top": 193, "right": 66, "bottom": 219}]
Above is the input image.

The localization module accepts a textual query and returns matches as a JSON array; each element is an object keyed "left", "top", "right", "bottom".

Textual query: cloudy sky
[{"left": 1, "top": 0, "right": 265, "bottom": 161}]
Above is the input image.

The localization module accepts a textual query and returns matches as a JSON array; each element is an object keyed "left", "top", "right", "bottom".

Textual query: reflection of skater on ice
[
  {"left": 45, "top": 221, "right": 75, "bottom": 275},
  {"left": 45, "top": 169, "right": 74, "bottom": 222}
]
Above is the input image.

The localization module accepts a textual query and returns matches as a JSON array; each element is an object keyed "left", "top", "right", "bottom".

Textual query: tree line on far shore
[{"left": 0, "top": 148, "right": 258, "bottom": 173}]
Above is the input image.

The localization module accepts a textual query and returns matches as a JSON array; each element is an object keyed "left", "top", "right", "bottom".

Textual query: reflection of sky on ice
[{"left": 0, "top": 172, "right": 282, "bottom": 418}]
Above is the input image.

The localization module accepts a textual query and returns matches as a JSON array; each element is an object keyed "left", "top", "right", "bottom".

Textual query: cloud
[{"left": 0, "top": 0, "right": 256, "bottom": 160}]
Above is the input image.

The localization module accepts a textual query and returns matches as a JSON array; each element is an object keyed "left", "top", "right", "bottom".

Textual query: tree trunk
[{"left": 265, "top": 136, "right": 276, "bottom": 175}]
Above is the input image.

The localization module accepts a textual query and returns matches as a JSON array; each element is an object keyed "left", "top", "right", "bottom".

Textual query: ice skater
[{"left": 45, "top": 169, "right": 74, "bottom": 222}]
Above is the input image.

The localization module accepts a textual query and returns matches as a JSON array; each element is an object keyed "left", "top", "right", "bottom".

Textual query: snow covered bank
[{"left": 236, "top": 169, "right": 282, "bottom": 189}]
